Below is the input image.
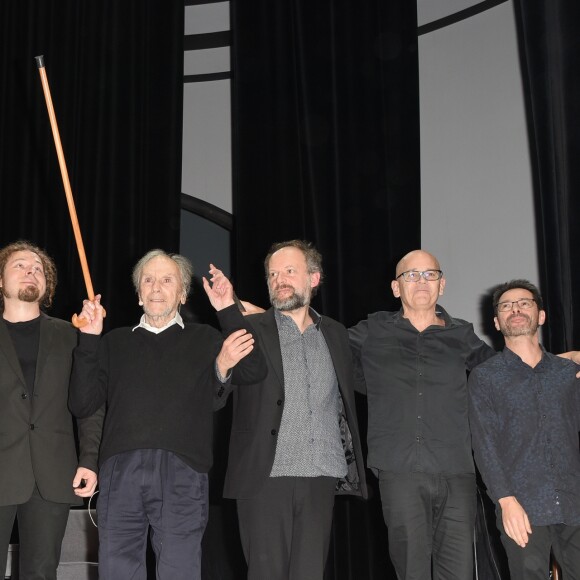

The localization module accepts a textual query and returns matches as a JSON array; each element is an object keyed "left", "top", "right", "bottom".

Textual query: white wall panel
[
  {"left": 419, "top": 1, "right": 538, "bottom": 342},
  {"left": 185, "top": 2, "right": 229, "bottom": 35},
  {"left": 182, "top": 80, "right": 232, "bottom": 213},
  {"left": 184, "top": 48, "right": 230, "bottom": 76},
  {"left": 417, "top": 0, "right": 484, "bottom": 27}
]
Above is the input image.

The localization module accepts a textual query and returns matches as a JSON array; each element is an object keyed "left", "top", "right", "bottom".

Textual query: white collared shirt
[{"left": 132, "top": 311, "right": 184, "bottom": 334}]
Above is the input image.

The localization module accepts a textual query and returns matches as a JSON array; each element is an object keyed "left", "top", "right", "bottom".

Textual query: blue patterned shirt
[{"left": 468, "top": 347, "right": 580, "bottom": 526}]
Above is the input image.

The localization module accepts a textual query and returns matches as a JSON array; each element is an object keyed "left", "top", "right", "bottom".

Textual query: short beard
[
  {"left": 269, "top": 285, "right": 309, "bottom": 311},
  {"left": 499, "top": 313, "right": 538, "bottom": 337},
  {"left": 13, "top": 285, "right": 41, "bottom": 304}
]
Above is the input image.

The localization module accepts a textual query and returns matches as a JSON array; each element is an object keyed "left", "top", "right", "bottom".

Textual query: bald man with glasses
[{"left": 349, "top": 250, "right": 580, "bottom": 580}]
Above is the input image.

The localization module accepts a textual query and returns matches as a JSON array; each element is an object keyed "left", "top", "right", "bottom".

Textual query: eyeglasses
[
  {"left": 396, "top": 269, "right": 443, "bottom": 283},
  {"left": 495, "top": 298, "right": 536, "bottom": 313}
]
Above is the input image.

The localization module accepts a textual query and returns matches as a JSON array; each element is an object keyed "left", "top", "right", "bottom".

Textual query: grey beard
[
  {"left": 269, "top": 287, "right": 309, "bottom": 311},
  {"left": 142, "top": 305, "right": 176, "bottom": 322},
  {"left": 500, "top": 314, "right": 538, "bottom": 337}
]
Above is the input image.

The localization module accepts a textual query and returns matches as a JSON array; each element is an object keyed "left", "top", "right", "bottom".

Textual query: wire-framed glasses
[
  {"left": 396, "top": 269, "right": 443, "bottom": 283},
  {"left": 495, "top": 298, "right": 536, "bottom": 313}
]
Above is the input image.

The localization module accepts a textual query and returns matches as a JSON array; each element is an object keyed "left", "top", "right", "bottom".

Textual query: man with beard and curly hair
[
  {"left": 469, "top": 280, "right": 580, "bottom": 579},
  {"left": 0, "top": 241, "right": 103, "bottom": 579}
]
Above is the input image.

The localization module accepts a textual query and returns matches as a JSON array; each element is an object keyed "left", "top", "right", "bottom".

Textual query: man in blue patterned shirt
[{"left": 468, "top": 279, "right": 580, "bottom": 580}]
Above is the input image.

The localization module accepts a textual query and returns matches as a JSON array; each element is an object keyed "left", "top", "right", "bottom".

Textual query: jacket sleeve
[
  {"left": 69, "top": 333, "right": 108, "bottom": 419},
  {"left": 215, "top": 304, "right": 267, "bottom": 386},
  {"left": 76, "top": 404, "right": 105, "bottom": 472}
]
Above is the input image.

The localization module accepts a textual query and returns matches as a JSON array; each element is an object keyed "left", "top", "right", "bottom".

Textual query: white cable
[{"left": 88, "top": 490, "right": 99, "bottom": 528}]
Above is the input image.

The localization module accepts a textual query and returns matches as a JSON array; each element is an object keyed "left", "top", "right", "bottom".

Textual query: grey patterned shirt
[{"left": 270, "top": 308, "right": 347, "bottom": 478}]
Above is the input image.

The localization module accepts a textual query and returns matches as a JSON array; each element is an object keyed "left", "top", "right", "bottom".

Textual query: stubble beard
[
  {"left": 142, "top": 304, "right": 176, "bottom": 324},
  {"left": 500, "top": 313, "right": 538, "bottom": 337}
]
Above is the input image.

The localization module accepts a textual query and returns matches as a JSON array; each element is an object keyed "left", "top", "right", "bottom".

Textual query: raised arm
[
  {"left": 69, "top": 295, "right": 108, "bottom": 418},
  {"left": 202, "top": 264, "right": 235, "bottom": 311}
]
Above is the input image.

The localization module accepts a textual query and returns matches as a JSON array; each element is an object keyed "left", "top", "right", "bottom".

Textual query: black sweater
[{"left": 69, "top": 305, "right": 266, "bottom": 472}]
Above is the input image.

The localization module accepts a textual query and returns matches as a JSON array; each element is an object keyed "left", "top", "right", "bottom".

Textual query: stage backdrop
[
  {"left": 0, "top": 1, "right": 183, "bottom": 330},
  {"left": 230, "top": 1, "right": 420, "bottom": 578}
]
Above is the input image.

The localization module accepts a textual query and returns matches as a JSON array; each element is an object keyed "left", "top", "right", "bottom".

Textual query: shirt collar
[
  {"left": 393, "top": 304, "right": 451, "bottom": 327},
  {"left": 132, "top": 311, "right": 184, "bottom": 334},
  {"left": 274, "top": 307, "right": 322, "bottom": 330},
  {"left": 502, "top": 344, "right": 547, "bottom": 369}
]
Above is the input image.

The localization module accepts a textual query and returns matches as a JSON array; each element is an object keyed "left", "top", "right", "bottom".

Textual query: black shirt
[
  {"left": 4, "top": 316, "right": 40, "bottom": 394},
  {"left": 349, "top": 306, "right": 493, "bottom": 475},
  {"left": 468, "top": 347, "right": 580, "bottom": 526}
]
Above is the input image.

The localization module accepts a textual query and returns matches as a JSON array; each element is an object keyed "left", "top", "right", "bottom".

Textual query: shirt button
[
  {"left": 276, "top": 399, "right": 282, "bottom": 406},
  {"left": 416, "top": 436, "right": 420, "bottom": 442},
  {"left": 418, "top": 392, "right": 423, "bottom": 396},
  {"left": 542, "top": 414, "right": 547, "bottom": 419},
  {"left": 271, "top": 429, "right": 277, "bottom": 436},
  {"left": 30, "top": 424, "right": 35, "bottom": 430},
  {"left": 21, "top": 393, "right": 28, "bottom": 399}
]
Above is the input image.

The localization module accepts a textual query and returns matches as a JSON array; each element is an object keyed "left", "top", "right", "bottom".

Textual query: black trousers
[
  {"left": 0, "top": 485, "right": 70, "bottom": 580},
  {"left": 497, "top": 510, "right": 580, "bottom": 580},
  {"left": 379, "top": 471, "right": 476, "bottom": 580},
  {"left": 237, "top": 476, "right": 337, "bottom": 580}
]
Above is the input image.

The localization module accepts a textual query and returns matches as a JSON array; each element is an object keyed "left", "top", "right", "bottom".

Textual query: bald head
[{"left": 395, "top": 250, "right": 441, "bottom": 278}]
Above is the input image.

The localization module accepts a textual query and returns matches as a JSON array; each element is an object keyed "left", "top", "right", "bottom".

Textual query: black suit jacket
[
  {"left": 0, "top": 314, "right": 103, "bottom": 506},
  {"left": 223, "top": 308, "right": 367, "bottom": 500}
]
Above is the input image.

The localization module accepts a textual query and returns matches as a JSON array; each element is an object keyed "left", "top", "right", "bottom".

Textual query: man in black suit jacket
[
  {"left": 0, "top": 241, "right": 103, "bottom": 580},
  {"left": 222, "top": 240, "right": 367, "bottom": 580}
]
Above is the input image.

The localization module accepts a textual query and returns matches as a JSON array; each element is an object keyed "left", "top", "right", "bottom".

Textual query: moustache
[{"left": 507, "top": 312, "right": 531, "bottom": 323}]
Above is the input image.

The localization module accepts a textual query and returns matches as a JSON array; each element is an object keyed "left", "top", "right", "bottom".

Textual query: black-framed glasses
[
  {"left": 495, "top": 298, "right": 536, "bottom": 313},
  {"left": 396, "top": 269, "right": 443, "bottom": 283}
]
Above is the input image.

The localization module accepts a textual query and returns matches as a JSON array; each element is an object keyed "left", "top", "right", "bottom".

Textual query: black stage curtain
[
  {"left": 230, "top": 1, "right": 419, "bottom": 578},
  {"left": 514, "top": 1, "right": 580, "bottom": 352},
  {"left": 231, "top": 0, "right": 420, "bottom": 329},
  {"left": 0, "top": 1, "right": 183, "bottom": 329}
]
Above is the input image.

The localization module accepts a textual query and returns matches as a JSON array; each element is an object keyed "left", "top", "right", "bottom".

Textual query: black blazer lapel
[{"left": 256, "top": 309, "right": 285, "bottom": 388}]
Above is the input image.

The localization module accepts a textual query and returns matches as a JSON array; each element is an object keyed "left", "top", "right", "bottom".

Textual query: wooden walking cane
[{"left": 35, "top": 55, "right": 104, "bottom": 327}]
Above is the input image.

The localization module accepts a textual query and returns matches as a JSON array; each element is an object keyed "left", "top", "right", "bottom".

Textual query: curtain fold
[
  {"left": 0, "top": 1, "right": 183, "bottom": 329},
  {"left": 513, "top": 0, "right": 580, "bottom": 352},
  {"left": 231, "top": 0, "right": 420, "bottom": 329}
]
